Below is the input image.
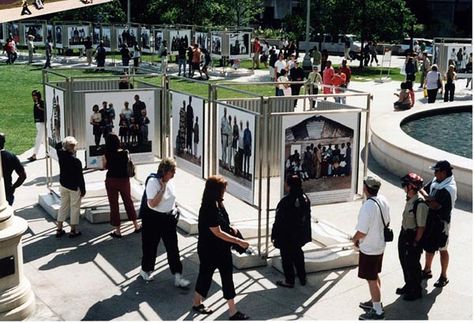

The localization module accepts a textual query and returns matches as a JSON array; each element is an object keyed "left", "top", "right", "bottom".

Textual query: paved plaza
[{"left": 4, "top": 56, "right": 472, "bottom": 321}]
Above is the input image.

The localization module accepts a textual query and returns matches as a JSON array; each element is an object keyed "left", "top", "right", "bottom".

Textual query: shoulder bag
[
  {"left": 368, "top": 197, "right": 393, "bottom": 242},
  {"left": 126, "top": 150, "right": 135, "bottom": 177}
]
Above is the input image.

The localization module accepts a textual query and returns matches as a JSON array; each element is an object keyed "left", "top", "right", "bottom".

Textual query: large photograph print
[
  {"left": 140, "top": 26, "right": 152, "bottom": 53},
  {"left": 68, "top": 25, "right": 89, "bottom": 48},
  {"left": 282, "top": 113, "right": 360, "bottom": 205},
  {"left": 217, "top": 104, "right": 256, "bottom": 204},
  {"left": 171, "top": 92, "right": 205, "bottom": 177},
  {"left": 169, "top": 29, "right": 191, "bottom": 54},
  {"left": 153, "top": 29, "right": 164, "bottom": 52},
  {"left": 195, "top": 32, "right": 208, "bottom": 50},
  {"left": 446, "top": 44, "right": 472, "bottom": 75},
  {"left": 24, "top": 23, "right": 44, "bottom": 45},
  {"left": 229, "top": 32, "right": 250, "bottom": 59},
  {"left": 45, "top": 86, "right": 65, "bottom": 161},
  {"left": 211, "top": 32, "right": 222, "bottom": 58},
  {"left": 116, "top": 25, "right": 138, "bottom": 50},
  {"left": 84, "top": 91, "right": 155, "bottom": 168},
  {"left": 101, "top": 26, "right": 112, "bottom": 51},
  {"left": 54, "top": 25, "right": 63, "bottom": 48}
]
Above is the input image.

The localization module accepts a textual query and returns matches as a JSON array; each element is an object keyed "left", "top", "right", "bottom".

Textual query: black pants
[
  {"left": 280, "top": 244, "right": 306, "bottom": 285},
  {"left": 444, "top": 83, "right": 455, "bottom": 102},
  {"left": 195, "top": 250, "right": 236, "bottom": 300},
  {"left": 141, "top": 211, "right": 183, "bottom": 274},
  {"left": 427, "top": 89, "right": 438, "bottom": 103},
  {"left": 291, "top": 84, "right": 302, "bottom": 107},
  {"left": 398, "top": 229, "right": 422, "bottom": 294}
]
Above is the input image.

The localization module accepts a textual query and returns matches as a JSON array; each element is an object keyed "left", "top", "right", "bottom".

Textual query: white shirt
[
  {"left": 146, "top": 177, "right": 176, "bottom": 213},
  {"left": 355, "top": 194, "right": 390, "bottom": 255},
  {"left": 275, "top": 60, "right": 287, "bottom": 74},
  {"left": 426, "top": 70, "right": 440, "bottom": 90}
]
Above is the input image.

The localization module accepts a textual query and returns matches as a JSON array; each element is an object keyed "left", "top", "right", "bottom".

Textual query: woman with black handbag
[
  {"left": 103, "top": 133, "right": 141, "bottom": 238},
  {"left": 271, "top": 175, "right": 312, "bottom": 288}
]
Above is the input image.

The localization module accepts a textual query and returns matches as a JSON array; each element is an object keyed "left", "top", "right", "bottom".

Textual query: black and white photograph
[
  {"left": 101, "top": 26, "right": 111, "bottom": 51},
  {"left": 84, "top": 91, "right": 155, "bottom": 168},
  {"left": 194, "top": 31, "right": 208, "bottom": 50},
  {"left": 6, "top": 22, "right": 20, "bottom": 43},
  {"left": 24, "top": 23, "right": 44, "bottom": 45},
  {"left": 92, "top": 24, "right": 101, "bottom": 45},
  {"left": 67, "top": 25, "right": 89, "bottom": 48},
  {"left": 115, "top": 25, "right": 138, "bottom": 50},
  {"left": 46, "top": 24, "right": 53, "bottom": 44},
  {"left": 229, "top": 32, "right": 250, "bottom": 59},
  {"left": 54, "top": 25, "right": 63, "bottom": 48},
  {"left": 217, "top": 103, "right": 256, "bottom": 204},
  {"left": 45, "top": 86, "right": 65, "bottom": 161},
  {"left": 153, "top": 29, "right": 163, "bottom": 52},
  {"left": 282, "top": 113, "right": 360, "bottom": 205},
  {"left": 446, "top": 44, "right": 472, "bottom": 75},
  {"left": 169, "top": 29, "right": 191, "bottom": 54},
  {"left": 140, "top": 26, "right": 152, "bottom": 53},
  {"left": 171, "top": 92, "right": 205, "bottom": 177},
  {"left": 211, "top": 32, "right": 222, "bottom": 58}
]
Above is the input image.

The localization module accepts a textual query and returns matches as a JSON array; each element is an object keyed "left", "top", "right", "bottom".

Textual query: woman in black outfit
[
  {"left": 271, "top": 175, "right": 312, "bottom": 288},
  {"left": 192, "top": 175, "right": 250, "bottom": 320}
]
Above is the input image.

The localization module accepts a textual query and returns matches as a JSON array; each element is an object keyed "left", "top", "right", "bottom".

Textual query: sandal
[
  {"left": 276, "top": 280, "right": 294, "bottom": 288},
  {"left": 434, "top": 276, "right": 449, "bottom": 288},
  {"left": 69, "top": 231, "right": 82, "bottom": 238},
  {"left": 109, "top": 232, "right": 122, "bottom": 238},
  {"left": 192, "top": 304, "right": 213, "bottom": 315},
  {"left": 229, "top": 311, "right": 249, "bottom": 321},
  {"left": 55, "top": 229, "right": 65, "bottom": 238}
]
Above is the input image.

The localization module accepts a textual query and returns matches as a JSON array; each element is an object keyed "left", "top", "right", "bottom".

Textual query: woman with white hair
[{"left": 55, "top": 136, "right": 86, "bottom": 238}]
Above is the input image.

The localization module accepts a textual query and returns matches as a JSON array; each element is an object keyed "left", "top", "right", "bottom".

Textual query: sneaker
[
  {"left": 421, "top": 270, "right": 433, "bottom": 280},
  {"left": 359, "top": 309, "right": 384, "bottom": 320},
  {"left": 359, "top": 300, "right": 373, "bottom": 311},
  {"left": 139, "top": 269, "right": 154, "bottom": 282},
  {"left": 175, "top": 275, "right": 191, "bottom": 288},
  {"left": 434, "top": 276, "right": 449, "bottom": 288},
  {"left": 229, "top": 311, "right": 249, "bottom": 321}
]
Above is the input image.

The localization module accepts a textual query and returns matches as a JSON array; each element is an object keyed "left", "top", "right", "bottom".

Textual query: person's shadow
[{"left": 383, "top": 285, "right": 442, "bottom": 320}]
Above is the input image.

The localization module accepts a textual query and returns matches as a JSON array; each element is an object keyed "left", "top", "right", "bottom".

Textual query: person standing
[
  {"left": 177, "top": 42, "right": 187, "bottom": 77},
  {"left": 132, "top": 94, "right": 146, "bottom": 121},
  {"left": 289, "top": 60, "right": 304, "bottom": 108},
  {"left": 43, "top": 37, "right": 52, "bottom": 69},
  {"left": 443, "top": 64, "right": 457, "bottom": 102},
  {"left": 27, "top": 35, "right": 35, "bottom": 64},
  {"left": 243, "top": 121, "right": 252, "bottom": 178},
  {"left": 55, "top": 137, "right": 85, "bottom": 238},
  {"left": 322, "top": 60, "right": 335, "bottom": 96},
  {"left": 84, "top": 36, "right": 94, "bottom": 66},
  {"left": 271, "top": 175, "right": 312, "bottom": 288},
  {"left": 191, "top": 44, "right": 202, "bottom": 78},
  {"left": 28, "top": 90, "right": 45, "bottom": 162},
  {"left": 139, "top": 158, "right": 191, "bottom": 288},
  {"left": 420, "top": 160, "right": 457, "bottom": 288},
  {"left": 343, "top": 36, "right": 351, "bottom": 61},
  {"left": 120, "top": 43, "right": 131, "bottom": 68},
  {"left": 0, "top": 133, "right": 26, "bottom": 206},
  {"left": 397, "top": 173, "right": 428, "bottom": 301},
  {"left": 192, "top": 175, "right": 250, "bottom": 320},
  {"left": 419, "top": 52, "right": 431, "bottom": 88},
  {"left": 95, "top": 40, "right": 106, "bottom": 72},
  {"left": 252, "top": 37, "right": 261, "bottom": 69},
  {"left": 353, "top": 175, "right": 390, "bottom": 320},
  {"left": 424, "top": 64, "right": 442, "bottom": 104},
  {"left": 306, "top": 65, "right": 322, "bottom": 109},
  {"left": 103, "top": 134, "right": 142, "bottom": 238},
  {"left": 132, "top": 43, "right": 141, "bottom": 72}
]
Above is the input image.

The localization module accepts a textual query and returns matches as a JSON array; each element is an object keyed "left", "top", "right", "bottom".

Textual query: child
[
  {"left": 139, "top": 109, "right": 150, "bottom": 144},
  {"left": 118, "top": 113, "right": 129, "bottom": 144},
  {"left": 129, "top": 117, "right": 139, "bottom": 145}
]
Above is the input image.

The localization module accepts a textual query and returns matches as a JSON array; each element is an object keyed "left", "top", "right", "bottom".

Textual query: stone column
[{"left": 0, "top": 156, "right": 35, "bottom": 320}]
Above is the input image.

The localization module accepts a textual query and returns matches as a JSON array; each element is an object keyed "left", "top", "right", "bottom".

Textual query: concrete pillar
[{"left": 0, "top": 157, "right": 35, "bottom": 320}]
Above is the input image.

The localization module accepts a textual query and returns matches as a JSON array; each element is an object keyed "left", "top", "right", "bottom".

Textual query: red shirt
[{"left": 340, "top": 66, "right": 352, "bottom": 83}]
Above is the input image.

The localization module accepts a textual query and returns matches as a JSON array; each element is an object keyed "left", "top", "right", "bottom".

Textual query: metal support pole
[
  {"left": 210, "top": 84, "right": 218, "bottom": 175},
  {"left": 363, "top": 93, "right": 371, "bottom": 180},
  {"left": 305, "top": 0, "right": 310, "bottom": 52},
  {"left": 127, "top": 0, "right": 131, "bottom": 24},
  {"left": 264, "top": 97, "right": 271, "bottom": 258}
]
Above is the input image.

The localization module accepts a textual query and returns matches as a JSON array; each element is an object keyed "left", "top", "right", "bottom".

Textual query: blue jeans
[{"left": 178, "top": 58, "right": 186, "bottom": 76}]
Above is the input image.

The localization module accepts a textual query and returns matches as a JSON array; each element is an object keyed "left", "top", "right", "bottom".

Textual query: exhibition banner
[
  {"left": 217, "top": 103, "right": 256, "bottom": 204},
  {"left": 45, "top": 85, "right": 65, "bottom": 161},
  {"left": 228, "top": 32, "right": 250, "bottom": 59},
  {"left": 84, "top": 90, "right": 155, "bottom": 168},
  {"left": 171, "top": 92, "right": 205, "bottom": 178},
  {"left": 282, "top": 112, "right": 360, "bottom": 205}
]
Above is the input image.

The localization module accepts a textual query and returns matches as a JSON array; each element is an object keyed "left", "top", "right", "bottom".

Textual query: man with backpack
[{"left": 397, "top": 173, "right": 429, "bottom": 301}]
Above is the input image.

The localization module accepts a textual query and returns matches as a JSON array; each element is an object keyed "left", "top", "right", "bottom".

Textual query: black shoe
[
  {"left": 299, "top": 278, "right": 307, "bottom": 286},
  {"left": 434, "top": 276, "right": 449, "bottom": 288},
  {"left": 359, "top": 300, "right": 373, "bottom": 311},
  {"left": 359, "top": 309, "right": 384, "bottom": 320},
  {"left": 395, "top": 285, "right": 407, "bottom": 295},
  {"left": 229, "top": 311, "right": 249, "bottom": 321},
  {"left": 421, "top": 270, "right": 433, "bottom": 280},
  {"left": 403, "top": 292, "right": 422, "bottom": 301},
  {"left": 55, "top": 229, "right": 66, "bottom": 238}
]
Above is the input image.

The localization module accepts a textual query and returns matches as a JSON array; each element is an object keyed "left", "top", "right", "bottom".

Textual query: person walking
[
  {"left": 419, "top": 52, "right": 431, "bottom": 88},
  {"left": 103, "top": 134, "right": 141, "bottom": 238},
  {"left": 443, "top": 64, "right": 457, "bottom": 102},
  {"left": 424, "top": 64, "right": 442, "bottom": 104},
  {"left": 55, "top": 137, "right": 85, "bottom": 238},
  {"left": 43, "top": 37, "right": 52, "bottom": 69},
  {"left": 271, "top": 175, "right": 312, "bottom": 288},
  {"left": 191, "top": 175, "right": 250, "bottom": 320},
  {"left": 420, "top": 160, "right": 457, "bottom": 288},
  {"left": 289, "top": 60, "right": 304, "bottom": 108},
  {"left": 177, "top": 42, "right": 187, "bottom": 77},
  {"left": 397, "top": 173, "right": 428, "bottom": 301},
  {"left": 191, "top": 44, "right": 202, "bottom": 78},
  {"left": 353, "top": 175, "right": 390, "bottom": 320},
  {"left": 139, "top": 158, "right": 191, "bottom": 288},
  {"left": 306, "top": 65, "right": 322, "bottom": 109},
  {"left": 28, "top": 90, "right": 45, "bottom": 162},
  {"left": 84, "top": 36, "right": 93, "bottom": 66},
  {"left": 0, "top": 133, "right": 26, "bottom": 206},
  {"left": 95, "top": 40, "right": 106, "bottom": 72}
]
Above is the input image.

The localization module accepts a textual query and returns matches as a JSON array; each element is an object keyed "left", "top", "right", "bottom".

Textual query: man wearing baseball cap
[
  {"left": 420, "top": 160, "right": 457, "bottom": 288},
  {"left": 353, "top": 175, "right": 391, "bottom": 320}
]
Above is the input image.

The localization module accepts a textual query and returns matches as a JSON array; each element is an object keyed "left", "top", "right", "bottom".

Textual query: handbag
[
  {"left": 126, "top": 151, "right": 135, "bottom": 177},
  {"left": 437, "top": 73, "right": 442, "bottom": 89},
  {"left": 368, "top": 197, "right": 393, "bottom": 242}
]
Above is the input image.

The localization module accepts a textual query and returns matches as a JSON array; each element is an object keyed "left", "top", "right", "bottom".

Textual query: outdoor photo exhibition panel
[
  {"left": 54, "top": 24, "right": 63, "bottom": 48},
  {"left": 140, "top": 26, "right": 152, "bottom": 53},
  {"left": 84, "top": 90, "right": 155, "bottom": 169},
  {"left": 115, "top": 25, "right": 139, "bottom": 50},
  {"left": 217, "top": 103, "right": 256, "bottom": 204},
  {"left": 45, "top": 85, "right": 65, "bottom": 161},
  {"left": 101, "top": 26, "right": 112, "bottom": 51},
  {"left": 446, "top": 44, "right": 472, "bottom": 77},
  {"left": 228, "top": 32, "right": 251, "bottom": 59},
  {"left": 67, "top": 25, "right": 89, "bottom": 49},
  {"left": 211, "top": 32, "right": 222, "bottom": 58},
  {"left": 195, "top": 31, "right": 208, "bottom": 51},
  {"left": 47, "top": 24, "right": 53, "bottom": 43},
  {"left": 281, "top": 112, "right": 361, "bottom": 205},
  {"left": 5, "top": 22, "right": 20, "bottom": 42},
  {"left": 153, "top": 28, "right": 164, "bottom": 52},
  {"left": 169, "top": 29, "right": 191, "bottom": 54},
  {"left": 171, "top": 92, "right": 205, "bottom": 178},
  {"left": 92, "top": 24, "right": 101, "bottom": 46},
  {"left": 24, "top": 22, "right": 45, "bottom": 46}
]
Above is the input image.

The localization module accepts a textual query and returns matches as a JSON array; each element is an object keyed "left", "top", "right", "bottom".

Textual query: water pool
[{"left": 401, "top": 110, "right": 472, "bottom": 158}]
